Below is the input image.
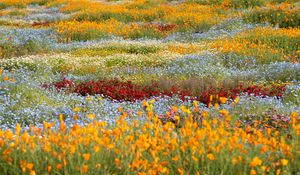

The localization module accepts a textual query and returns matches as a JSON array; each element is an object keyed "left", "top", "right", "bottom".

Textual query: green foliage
[
  {"left": 0, "top": 2, "right": 8, "bottom": 9},
  {"left": 0, "top": 40, "right": 49, "bottom": 58},
  {"left": 283, "top": 85, "right": 300, "bottom": 106},
  {"left": 75, "top": 11, "right": 135, "bottom": 23},
  {"left": 1, "top": 61, "right": 38, "bottom": 72},
  {"left": 234, "top": 0, "right": 264, "bottom": 8},
  {"left": 124, "top": 45, "right": 159, "bottom": 54},
  {"left": 125, "top": 27, "right": 168, "bottom": 39},
  {"left": 67, "top": 30, "right": 108, "bottom": 42},
  {"left": 0, "top": 83, "right": 63, "bottom": 126},
  {"left": 71, "top": 45, "right": 160, "bottom": 57},
  {"left": 7, "top": 10, "right": 25, "bottom": 17},
  {"left": 244, "top": 32, "right": 299, "bottom": 57},
  {"left": 29, "top": 0, "right": 50, "bottom": 6},
  {"left": 242, "top": 5, "right": 300, "bottom": 28},
  {"left": 186, "top": 0, "right": 265, "bottom": 8},
  {"left": 71, "top": 48, "right": 120, "bottom": 57}
]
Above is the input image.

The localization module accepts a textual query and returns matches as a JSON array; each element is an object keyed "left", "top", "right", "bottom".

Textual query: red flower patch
[{"left": 44, "top": 78, "right": 286, "bottom": 104}]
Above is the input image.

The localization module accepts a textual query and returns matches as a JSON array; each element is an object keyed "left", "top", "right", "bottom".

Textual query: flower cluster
[
  {"left": 0, "top": 105, "right": 299, "bottom": 174},
  {"left": 0, "top": 0, "right": 300, "bottom": 174},
  {"left": 48, "top": 78, "right": 287, "bottom": 105}
]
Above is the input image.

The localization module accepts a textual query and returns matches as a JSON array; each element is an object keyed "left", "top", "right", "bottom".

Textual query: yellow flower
[
  {"left": 29, "top": 170, "right": 36, "bottom": 175},
  {"left": 207, "top": 102, "right": 211, "bottom": 108},
  {"left": 86, "top": 113, "right": 95, "bottom": 120},
  {"left": 82, "top": 153, "right": 90, "bottom": 161},
  {"left": 234, "top": 97, "right": 239, "bottom": 104},
  {"left": 180, "top": 106, "right": 191, "bottom": 114},
  {"left": 95, "top": 163, "right": 101, "bottom": 168},
  {"left": 214, "top": 103, "right": 219, "bottom": 109},
  {"left": 73, "top": 107, "right": 80, "bottom": 112},
  {"left": 280, "top": 159, "right": 288, "bottom": 166},
  {"left": 10, "top": 77, "right": 16, "bottom": 83},
  {"left": 174, "top": 115, "right": 180, "bottom": 123},
  {"left": 206, "top": 153, "right": 215, "bottom": 160},
  {"left": 171, "top": 106, "right": 178, "bottom": 112},
  {"left": 86, "top": 96, "right": 91, "bottom": 101},
  {"left": 249, "top": 157, "right": 262, "bottom": 167}
]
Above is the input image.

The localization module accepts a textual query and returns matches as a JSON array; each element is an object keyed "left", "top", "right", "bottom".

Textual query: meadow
[{"left": 0, "top": 0, "right": 299, "bottom": 174}]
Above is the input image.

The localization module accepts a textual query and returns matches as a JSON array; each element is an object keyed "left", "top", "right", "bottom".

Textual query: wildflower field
[{"left": 0, "top": 0, "right": 300, "bottom": 174}]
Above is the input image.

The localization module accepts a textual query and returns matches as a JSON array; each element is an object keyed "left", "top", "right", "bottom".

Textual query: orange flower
[
  {"left": 219, "top": 97, "right": 227, "bottom": 104},
  {"left": 82, "top": 164, "right": 88, "bottom": 173},
  {"left": 56, "top": 163, "right": 62, "bottom": 170},
  {"left": 93, "top": 146, "right": 100, "bottom": 153},
  {"left": 3, "top": 76, "right": 9, "bottom": 81},
  {"left": 219, "top": 109, "right": 228, "bottom": 116},
  {"left": 137, "top": 111, "right": 143, "bottom": 116},
  {"left": 231, "top": 157, "right": 238, "bottom": 165},
  {"left": 172, "top": 156, "right": 179, "bottom": 161},
  {"left": 69, "top": 146, "right": 76, "bottom": 154},
  {"left": 26, "top": 163, "right": 33, "bottom": 170},
  {"left": 15, "top": 123, "right": 21, "bottom": 135},
  {"left": 249, "top": 157, "right": 262, "bottom": 167},
  {"left": 250, "top": 169, "right": 256, "bottom": 175},
  {"left": 117, "top": 107, "right": 122, "bottom": 113},
  {"left": 207, "top": 153, "right": 215, "bottom": 161},
  {"left": 82, "top": 153, "right": 90, "bottom": 161},
  {"left": 276, "top": 169, "right": 281, "bottom": 175},
  {"left": 177, "top": 168, "right": 184, "bottom": 175},
  {"left": 114, "top": 158, "right": 120, "bottom": 166},
  {"left": 201, "top": 111, "right": 208, "bottom": 118},
  {"left": 47, "top": 165, "right": 52, "bottom": 173}
]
